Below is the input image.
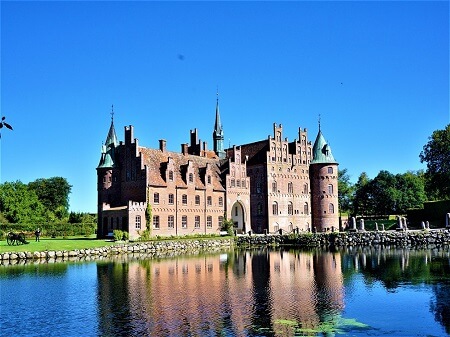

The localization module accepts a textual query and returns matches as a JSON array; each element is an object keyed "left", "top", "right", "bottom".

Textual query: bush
[
  {"left": 122, "top": 231, "right": 129, "bottom": 241},
  {"left": 113, "top": 230, "right": 123, "bottom": 241}
]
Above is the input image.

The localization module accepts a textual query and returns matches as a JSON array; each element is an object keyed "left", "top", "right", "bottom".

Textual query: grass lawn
[{"left": 0, "top": 235, "right": 117, "bottom": 253}]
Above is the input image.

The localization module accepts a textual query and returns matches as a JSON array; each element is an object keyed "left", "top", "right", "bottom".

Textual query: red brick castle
[{"left": 97, "top": 98, "right": 338, "bottom": 239}]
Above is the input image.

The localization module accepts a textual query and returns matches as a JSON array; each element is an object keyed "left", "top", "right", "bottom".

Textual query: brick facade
[{"left": 97, "top": 104, "right": 338, "bottom": 239}]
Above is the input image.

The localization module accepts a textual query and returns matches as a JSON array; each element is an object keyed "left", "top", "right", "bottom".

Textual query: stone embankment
[
  {"left": 0, "top": 238, "right": 233, "bottom": 265},
  {"left": 236, "top": 229, "right": 450, "bottom": 248}
]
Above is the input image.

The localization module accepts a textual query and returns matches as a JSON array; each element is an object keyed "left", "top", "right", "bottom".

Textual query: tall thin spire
[{"left": 213, "top": 89, "right": 225, "bottom": 159}]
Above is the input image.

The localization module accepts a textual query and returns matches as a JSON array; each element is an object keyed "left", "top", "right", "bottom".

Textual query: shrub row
[{"left": 0, "top": 222, "right": 96, "bottom": 239}]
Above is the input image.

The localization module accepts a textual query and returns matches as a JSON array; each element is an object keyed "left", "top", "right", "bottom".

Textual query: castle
[{"left": 97, "top": 98, "right": 339, "bottom": 239}]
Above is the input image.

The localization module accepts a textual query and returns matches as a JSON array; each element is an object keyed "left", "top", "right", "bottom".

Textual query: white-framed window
[
  {"left": 182, "top": 194, "right": 187, "bottom": 205},
  {"left": 207, "top": 216, "right": 212, "bottom": 228},
  {"left": 218, "top": 216, "right": 223, "bottom": 228},
  {"left": 207, "top": 196, "right": 212, "bottom": 206},
  {"left": 168, "top": 215, "right": 174, "bottom": 228},
  {"left": 328, "top": 184, "right": 333, "bottom": 194},
  {"left": 182, "top": 215, "right": 187, "bottom": 228},
  {"left": 154, "top": 192, "right": 159, "bottom": 204},
  {"left": 135, "top": 215, "right": 141, "bottom": 229},
  {"left": 168, "top": 193, "right": 174, "bottom": 205},
  {"left": 218, "top": 197, "right": 223, "bottom": 207},
  {"left": 195, "top": 195, "right": 200, "bottom": 205}
]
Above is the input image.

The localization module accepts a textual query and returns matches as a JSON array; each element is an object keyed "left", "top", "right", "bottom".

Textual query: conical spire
[
  {"left": 105, "top": 105, "right": 118, "bottom": 148},
  {"left": 311, "top": 128, "right": 337, "bottom": 164},
  {"left": 98, "top": 105, "right": 118, "bottom": 168}
]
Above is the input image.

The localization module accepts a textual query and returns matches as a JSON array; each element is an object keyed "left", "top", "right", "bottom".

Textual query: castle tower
[
  {"left": 309, "top": 126, "right": 339, "bottom": 232},
  {"left": 213, "top": 92, "right": 225, "bottom": 159},
  {"left": 97, "top": 107, "right": 120, "bottom": 237}
]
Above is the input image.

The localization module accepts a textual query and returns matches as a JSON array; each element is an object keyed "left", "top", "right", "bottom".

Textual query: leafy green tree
[
  {"left": 420, "top": 124, "right": 450, "bottom": 200},
  {"left": 338, "top": 168, "right": 354, "bottom": 215},
  {"left": 0, "top": 181, "right": 50, "bottom": 223},
  {"left": 28, "top": 177, "right": 72, "bottom": 219},
  {"left": 395, "top": 171, "right": 427, "bottom": 212},
  {"left": 352, "top": 172, "right": 373, "bottom": 216}
]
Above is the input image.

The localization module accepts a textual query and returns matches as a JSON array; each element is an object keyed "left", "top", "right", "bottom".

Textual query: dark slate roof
[{"left": 140, "top": 147, "right": 226, "bottom": 191}]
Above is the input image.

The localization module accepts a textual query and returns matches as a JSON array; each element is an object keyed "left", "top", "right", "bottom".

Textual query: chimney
[
  {"left": 181, "top": 143, "right": 188, "bottom": 155},
  {"left": 159, "top": 139, "right": 166, "bottom": 152}
]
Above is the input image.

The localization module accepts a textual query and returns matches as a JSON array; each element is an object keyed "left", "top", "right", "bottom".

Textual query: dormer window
[
  {"left": 207, "top": 175, "right": 211, "bottom": 184},
  {"left": 168, "top": 170, "right": 174, "bottom": 181},
  {"left": 189, "top": 173, "right": 193, "bottom": 183}
]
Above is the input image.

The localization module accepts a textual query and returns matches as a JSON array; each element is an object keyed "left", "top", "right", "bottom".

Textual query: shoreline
[{"left": 2, "top": 229, "right": 450, "bottom": 266}]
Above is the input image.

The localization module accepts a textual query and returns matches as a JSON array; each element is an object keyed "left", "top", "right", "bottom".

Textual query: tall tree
[
  {"left": 28, "top": 177, "right": 72, "bottom": 219},
  {"left": 420, "top": 124, "right": 450, "bottom": 200},
  {"left": 352, "top": 172, "right": 373, "bottom": 216},
  {"left": 338, "top": 168, "right": 354, "bottom": 215}
]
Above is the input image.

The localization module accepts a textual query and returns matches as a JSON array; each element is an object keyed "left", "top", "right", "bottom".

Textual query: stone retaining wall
[
  {"left": 236, "top": 229, "right": 450, "bottom": 248},
  {"left": 0, "top": 238, "right": 233, "bottom": 265}
]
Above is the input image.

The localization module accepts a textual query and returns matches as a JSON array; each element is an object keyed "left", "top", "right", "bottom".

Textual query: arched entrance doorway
[{"left": 231, "top": 201, "right": 245, "bottom": 234}]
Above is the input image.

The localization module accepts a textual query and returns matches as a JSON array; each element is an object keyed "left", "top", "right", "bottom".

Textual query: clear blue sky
[{"left": 1, "top": 1, "right": 449, "bottom": 213}]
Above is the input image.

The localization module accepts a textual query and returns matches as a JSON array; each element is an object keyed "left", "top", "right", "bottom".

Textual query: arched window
[
  {"left": 329, "top": 203, "right": 335, "bottom": 214},
  {"left": 288, "top": 202, "right": 293, "bottom": 215},
  {"left": 328, "top": 167, "right": 333, "bottom": 174},
  {"left": 303, "top": 202, "right": 309, "bottom": 215},
  {"left": 328, "top": 184, "right": 333, "bottom": 194},
  {"left": 288, "top": 182, "right": 293, "bottom": 194},
  {"left": 272, "top": 202, "right": 278, "bottom": 215},
  {"left": 303, "top": 183, "right": 308, "bottom": 194}
]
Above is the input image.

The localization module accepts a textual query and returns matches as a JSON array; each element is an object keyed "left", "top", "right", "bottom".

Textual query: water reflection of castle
[{"left": 96, "top": 250, "right": 344, "bottom": 336}]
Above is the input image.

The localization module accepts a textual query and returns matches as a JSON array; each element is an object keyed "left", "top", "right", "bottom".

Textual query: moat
[{"left": 1, "top": 247, "right": 449, "bottom": 336}]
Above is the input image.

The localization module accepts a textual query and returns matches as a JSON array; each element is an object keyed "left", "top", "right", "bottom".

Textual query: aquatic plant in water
[{"left": 274, "top": 315, "right": 370, "bottom": 336}]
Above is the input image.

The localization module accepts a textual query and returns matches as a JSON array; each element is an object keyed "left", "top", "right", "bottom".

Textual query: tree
[
  {"left": 338, "top": 169, "right": 354, "bottom": 215},
  {"left": 0, "top": 181, "right": 50, "bottom": 223},
  {"left": 352, "top": 172, "right": 373, "bottom": 216},
  {"left": 28, "top": 177, "right": 72, "bottom": 219},
  {"left": 420, "top": 124, "right": 450, "bottom": 200},
  {"left": 395, "top": 171, "right": 427, "bottom": 212}
]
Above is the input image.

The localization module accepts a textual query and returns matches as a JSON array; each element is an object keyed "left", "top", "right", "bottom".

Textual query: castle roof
[
  {"left": 311, "top": 130, "right": 337, "bottom": 164},
  {"left": 140, "top": 147, "right": 226, "bottom": 191},
  {"left": 98, "top": 119, "right": 118, "bottom": 169}
]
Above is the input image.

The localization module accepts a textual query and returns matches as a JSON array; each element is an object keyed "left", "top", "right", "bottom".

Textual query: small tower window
[
  {"left": 328, "top": 167, "right": 333, "bottom": 174},
  {"left": 328, "top": 184, "right": 333, "bottom": 194},
  {"left": 329, "top": 203, "right": 335, "bottom": 214}
]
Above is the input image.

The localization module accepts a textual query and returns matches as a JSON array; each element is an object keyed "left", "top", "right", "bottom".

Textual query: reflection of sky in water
[
  {"left": 344, "top": 274, "right": 446, "bottom": 336},
  {"left": 1, "top": 249, "right": 449, "bottom": 337}
]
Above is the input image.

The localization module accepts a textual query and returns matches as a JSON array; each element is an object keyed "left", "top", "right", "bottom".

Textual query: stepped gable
[{"left": 139, "top": 147, "right": 225, "bottom": 191}]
